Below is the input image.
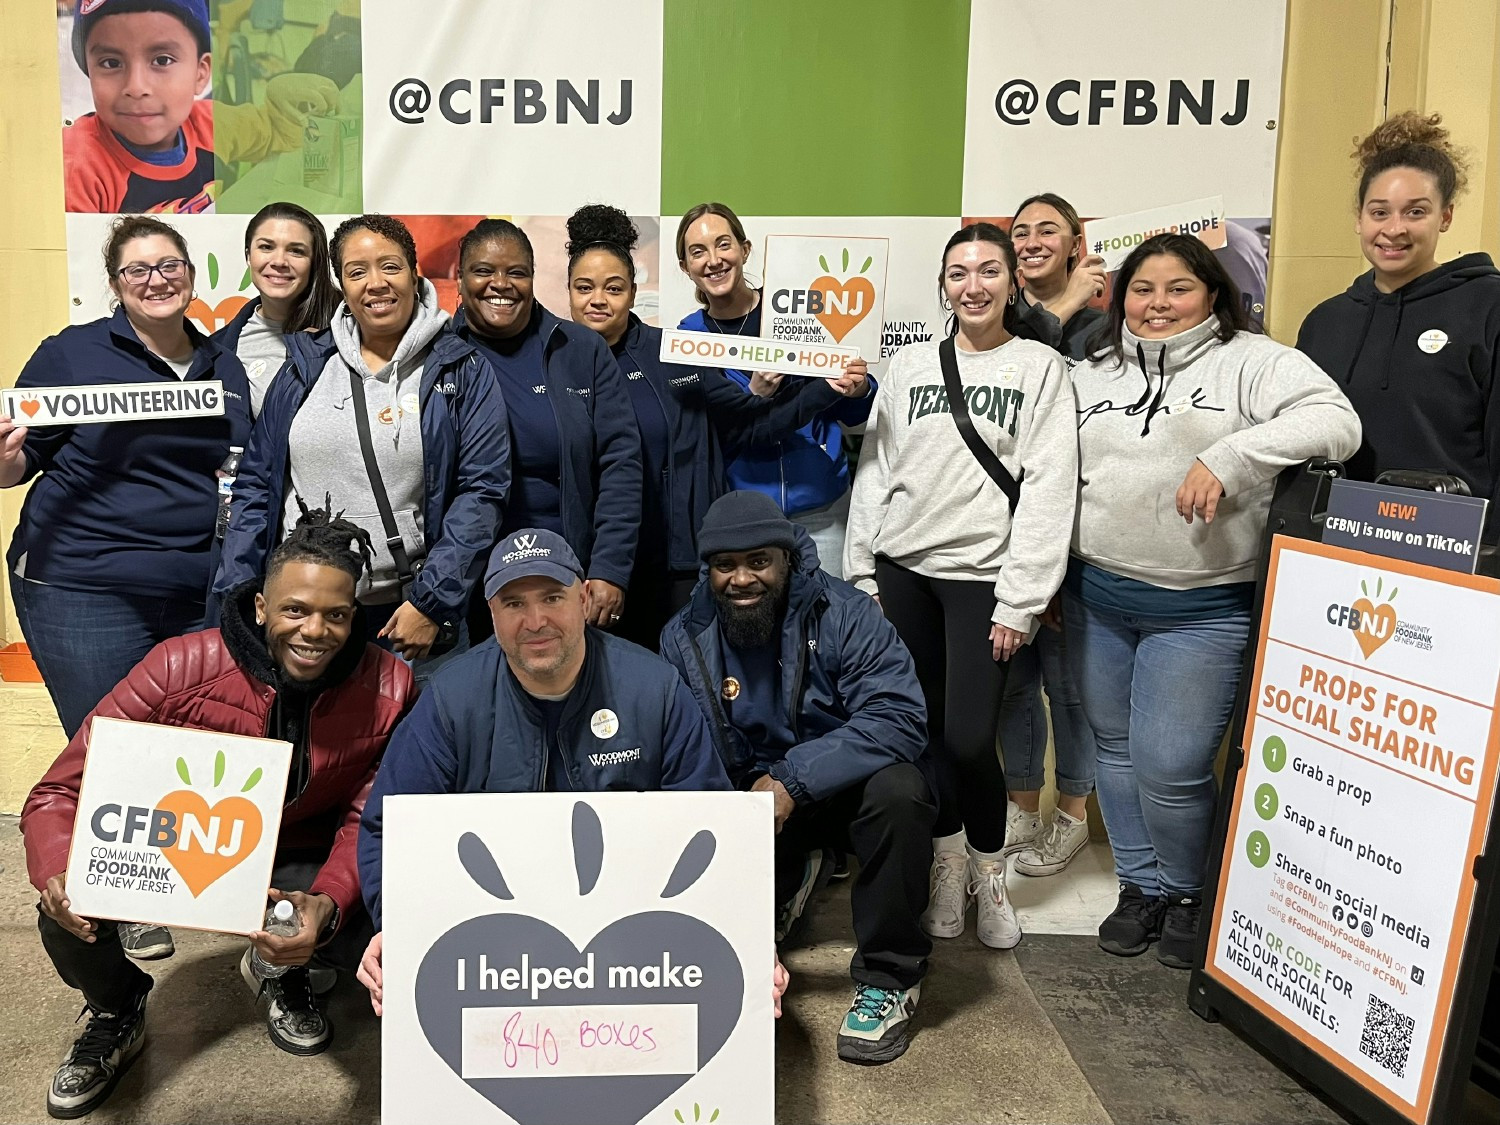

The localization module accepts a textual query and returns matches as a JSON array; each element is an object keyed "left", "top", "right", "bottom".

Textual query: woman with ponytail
[
  {"left": 1297, "top": 111, "right": 1500, "bottom": 519},
  {"left": 564, "top": 204, "right": 869, "bottom": 646}
]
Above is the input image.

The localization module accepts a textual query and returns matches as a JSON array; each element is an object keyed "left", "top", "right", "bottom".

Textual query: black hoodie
[{"left": 1296, "top": 254, "right": 1500, "bottom": 521}]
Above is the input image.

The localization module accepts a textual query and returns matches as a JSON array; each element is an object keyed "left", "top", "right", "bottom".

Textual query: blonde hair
[{"left": 1355, "top": 111, "right": 1469, "bottom": 207}]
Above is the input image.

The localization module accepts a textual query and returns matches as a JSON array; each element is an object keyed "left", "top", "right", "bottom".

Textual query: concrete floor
[{"left": 4, "top": 818, "right": 1497, "bottom": 1125}]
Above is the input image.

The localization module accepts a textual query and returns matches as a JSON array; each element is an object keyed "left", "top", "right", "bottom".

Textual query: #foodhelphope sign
[
  {"left": 64, "top": 718, "right": 292, "bottom": 935},
  {"left": 760, "top": 235, "right": 889, "bottom": 361},
  {"left": 1204, "top": 538, "right": 1500, "bottom": 1123},
  {"left": 382, "top": 792, "right": 774, "bottom": 1125}
]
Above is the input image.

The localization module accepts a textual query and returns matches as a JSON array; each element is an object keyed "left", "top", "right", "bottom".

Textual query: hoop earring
[
  {"left": 1007, "top": 293, "right": 1017, "bottom": 305},
  {"left": 941, "top": 297, "right": 952, "bottom": 311}
]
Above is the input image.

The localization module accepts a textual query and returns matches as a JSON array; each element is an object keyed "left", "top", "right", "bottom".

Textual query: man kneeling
[
  {"left": 660, "top": 492, "right": 935, "bottom": 1065},
  {"left": 22, "top": 507, "right": 415, "bottom": 1118}
]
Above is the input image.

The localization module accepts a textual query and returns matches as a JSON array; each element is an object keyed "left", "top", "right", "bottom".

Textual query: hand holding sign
[
  {"left": 830, "top": 357, "right": 871, "bottom": 399},
  {"left": 0, "top": 416, "right": 29, "bottom": 489},
  {"left": 41, "top": 873, "right": 96, "bottom": 943},
  {"left": 1064, "top": 254, "right": 1108, "bottom": 304}
]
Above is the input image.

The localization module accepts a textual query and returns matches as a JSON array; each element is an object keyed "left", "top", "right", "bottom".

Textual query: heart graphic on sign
[
  {"left": 1350, "top": 597, "right": 1397, "bottom": 659},
  {"left": 415, "top": 911, "right": 744, "bottom": 1125},
  {"left": 18, "top": 398, "right": 41, "bottom": 419},
  {"left": 155, "top": 790, "right": 263, "bottom": 896},
  {"left": 810, "top": 274, "right": 876, "bottom": 343}
]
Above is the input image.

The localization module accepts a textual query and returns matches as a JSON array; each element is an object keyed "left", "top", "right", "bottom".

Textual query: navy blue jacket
[
  {"left": 7, "top": 307, "right": 252, "bottom": 599},
  {"left": 455, "top": 304, "right": 642, "bottom": 589},
  {"left": 614, "top": 316, "right": 862, "bottom": 572},
  {"left": 213, "top": 296, "right": 265, "bottom": 355},
  {"left": 660, "top": 532, "right": 927, "bottom": 803},
  {"left": 677, "top": 306, "right": 875, "bottom": 516},
  {"left": 357, "top": 629, "right": 731, "bottom": 925},
  {"left": 214, "top": 323, "right": 510, "bottom": 632}
]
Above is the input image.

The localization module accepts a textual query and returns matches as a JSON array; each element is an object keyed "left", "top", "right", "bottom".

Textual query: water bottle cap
[
  {"left": 230, "top": 445, "right": 245, "bottom": 453},
  {"left": 272, "top": 899, "right": 295, "bottom": 922}
]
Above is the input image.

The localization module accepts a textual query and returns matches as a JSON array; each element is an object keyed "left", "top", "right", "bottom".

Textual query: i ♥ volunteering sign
[
  {"left": 1, "top": 381, "right": 225, "bottom": 427},
  {"left": 65, "top": 718, "right": 292, "bottom": 935}
]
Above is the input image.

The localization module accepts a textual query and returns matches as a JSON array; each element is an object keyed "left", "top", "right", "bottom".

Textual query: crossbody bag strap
[
  {"left": 938, "top": 335, "right": 1022, "bottom": 513},
  {"left": 346, "top": 367, "right": 414, "bottom": 580}
]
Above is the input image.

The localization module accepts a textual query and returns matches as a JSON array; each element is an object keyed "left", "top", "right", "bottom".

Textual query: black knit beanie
[{"left": 697, "top": 490, "right": 797, "bottom": 561}]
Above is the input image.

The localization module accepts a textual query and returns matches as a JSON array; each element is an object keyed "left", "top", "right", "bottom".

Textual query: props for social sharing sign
[
  {"left": 382, "top": 792, "right": 775, "bottom": 1125},
  {"left": 659, "top": 329, "right": 858, "bottom": 381},
  {"left": 1083, "top": 197, "right": 1227, "bottom": 272},
  {"left": 65, "top": 719, "right": 292, "bottom": 934},
  {"left": 1, "top": 382, "right": 226, "bottom": 427},
  {"left": 1206, "top": 538, "right": 1500, "bottom": 1123},
  {"left": 760, "top": 236, "right": 889, "bottom": 360}
]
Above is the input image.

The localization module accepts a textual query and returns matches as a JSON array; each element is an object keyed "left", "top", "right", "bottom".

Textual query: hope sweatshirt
[
  {"left": 843, "top": 336, "right": 1078, "bottom": 635},
  {"left": 1072, "top": 319, "right": 1361, "bottom": 589}
]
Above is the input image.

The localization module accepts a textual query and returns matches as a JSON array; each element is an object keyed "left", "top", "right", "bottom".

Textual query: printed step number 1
[{"left": 1247, "top": 736, "right": 1288, "bottom": 869}]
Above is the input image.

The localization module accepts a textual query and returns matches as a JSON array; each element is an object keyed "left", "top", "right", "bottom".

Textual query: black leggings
[{"left": 875, "top": 557, "right": 1009, "bottom": 852}]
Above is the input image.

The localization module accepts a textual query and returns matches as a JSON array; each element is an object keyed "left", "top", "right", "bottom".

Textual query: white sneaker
[
  {"left": 1002, "top": 802, "right": 1043, "bottom": 859},
  {"left": 968, "top": 852, "right": 1023, "bottom": 950},
  {"left": 1015, "top": 809, "right": 1090, "bottom": 877},
  {"left": 920, "top": 849, "right": 969, "bottom": 938}
]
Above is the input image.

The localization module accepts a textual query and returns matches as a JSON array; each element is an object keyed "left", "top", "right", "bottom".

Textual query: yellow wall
[{"left": 3, "top": 0, "right": 1500, "bottom": 809}]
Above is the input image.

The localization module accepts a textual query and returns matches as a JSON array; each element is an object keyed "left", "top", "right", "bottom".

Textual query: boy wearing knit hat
[{"left": 662, "top": 491, "right": 936, "bottom": 1065}]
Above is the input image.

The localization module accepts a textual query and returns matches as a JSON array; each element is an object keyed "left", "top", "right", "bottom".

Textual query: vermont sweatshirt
[
  {"left": 1295, "top": 254, "right": 1500, "bottom": 516},
  {"left": 1072, "top": 318, "right": 1362, "bottom": 588},
  {"left": 843, "top": 336, "right": 1078, "bottom": 635}
]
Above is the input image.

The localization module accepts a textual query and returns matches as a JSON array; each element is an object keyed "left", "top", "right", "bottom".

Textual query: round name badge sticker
[
  {"left": 590, "top": 708, "right": 619, "bottom": 739},
  {"left": 1418, "top": 329, "right": 1449, "bottom": 354},
  {"left": 721, "top": 677, "right": 741, "bottom": 701},
  {"left": 401, "top": 392, "right": 421, "bottom": 415},
  {"left": 998, "top": 362, "right": 1020, "bottom": 383}
]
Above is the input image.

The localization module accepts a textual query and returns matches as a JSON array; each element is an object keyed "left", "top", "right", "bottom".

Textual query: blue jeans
[
  {"left": 998, "top": 624, "right": 1097, "bottom": 797},
  {"left": 796, "top": 491, "right": 849, "bottom": 580},
  {"left": 1063, "top": 590, "right": 1250, "bottom": 897},
  {"left": 10, "top": 575, "right": 205, "bottom": 739}
]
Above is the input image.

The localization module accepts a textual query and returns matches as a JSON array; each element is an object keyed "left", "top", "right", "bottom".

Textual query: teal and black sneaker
[{"left": 836, "top": 982, "right": 920, "bottom": 1065}]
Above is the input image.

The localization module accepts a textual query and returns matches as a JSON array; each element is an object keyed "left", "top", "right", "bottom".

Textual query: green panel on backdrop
[{"left": 661, "top": 0, "right": 971, "bottom": 217}]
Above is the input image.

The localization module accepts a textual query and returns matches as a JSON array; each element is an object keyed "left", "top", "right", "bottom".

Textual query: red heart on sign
[{"left": 18, "top": 398, "right": 41, "bottom": 419}]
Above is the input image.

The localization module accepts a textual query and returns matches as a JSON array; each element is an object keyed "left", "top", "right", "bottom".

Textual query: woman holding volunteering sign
[
  {"left": 217, "top": 214, "right": 509, "bottom": 664},
  {"left": 996, "top": 192, "right": 1106, "bottom": 878},
  {"left": 675, "top": 202, "right": 874, "bottom": 578},
  {"left": 844, "top": 222, "right": 1078, "bottom": 951},
  {"left": 1296, "top": 111, "right": 1500, "bottom": 523},
  {"left": 1, "top": 215, "right": 251, "bottom": 744},
  {"left": 1067, "top": 233, "right": 1360, "bottom": 968},
  {"left": 564, "top": 203, "right": 869, "bottom": 646},
  {"left": 213, "top": 202, "right": 339, "bottom": 417},
  {"left": 450, "top": 216, "right": 641, "bottom": 640}
]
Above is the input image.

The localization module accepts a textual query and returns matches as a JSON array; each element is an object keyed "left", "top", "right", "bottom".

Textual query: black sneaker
[
  {"left": 47, "top": 980, "right": 151, "bottom": 1119},
  {"left": 240, "top": 951, "right": 332, "bottom": 1055},
  {"left": 118, "top": 922, "right": 173, "bottom": 961},
  {"left": 1157, "top": 894, "right": 1204, "bottom": 969},
  {"left": 1098, "top": 882, "right": 1165, "bottom": 956},
  {"left": 775, "top": 848, "right": 834, "bottom": 947}
]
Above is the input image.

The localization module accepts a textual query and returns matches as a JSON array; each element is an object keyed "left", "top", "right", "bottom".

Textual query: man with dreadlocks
[{"left": 22, "top": 501, "right": 416, "bottom": 1118}]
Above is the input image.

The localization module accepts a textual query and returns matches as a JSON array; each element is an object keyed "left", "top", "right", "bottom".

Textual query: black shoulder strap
[
  {"left": 346, "top": 367, "right": 414, "bottom": 580},
  {"left": 939, "top": 336, "right": 1022, "bottom": 512}
]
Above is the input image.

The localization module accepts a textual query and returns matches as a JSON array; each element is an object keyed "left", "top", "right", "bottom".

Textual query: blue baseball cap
[
  {"left": 484, "top": 529, "right": 584, "bottom": 599},
  {"left": 73, "top": 0, "right": 212, "bottom": 73}
]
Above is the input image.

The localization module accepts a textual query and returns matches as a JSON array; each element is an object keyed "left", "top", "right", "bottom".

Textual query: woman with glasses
[{"left": 0, "top": 215, "right": 252, "bottom": 738}]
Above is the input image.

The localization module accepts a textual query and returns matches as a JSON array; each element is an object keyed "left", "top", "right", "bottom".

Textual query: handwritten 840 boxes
[
  {"left": 64, "top": 718, "right": 292, "bottom": 935},
  {"left": 382, "top": 792, "right": 775, "bottom": 1125}
]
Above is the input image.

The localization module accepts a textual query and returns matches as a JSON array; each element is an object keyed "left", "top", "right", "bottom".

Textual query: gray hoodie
[
  {"left": 1072, "top": 318, "right": 1361, "bottom": 588},
  {"left": 283, "top": 278, "right": 449, "bottom": 601}
]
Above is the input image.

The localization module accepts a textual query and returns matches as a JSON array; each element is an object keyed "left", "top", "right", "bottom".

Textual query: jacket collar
[
  {"left": 220, "top": 580, "right": 368, "bottom": 696},
  {"left": 107, "top": 305, "right": 223, "bottom": 379}
]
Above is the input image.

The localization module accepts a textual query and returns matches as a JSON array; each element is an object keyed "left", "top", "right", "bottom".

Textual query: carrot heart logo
[
  {"left": 155, "top": 752, "right": 265, "bottom": 896},
  {"left": 1351, "top": 577, "right": 1398, "bottom": 659},
  {"left": 18, "top": 398, "right": 40, "bottom": 418},
  {"left": 810, "top": 248, "right": 877, "bottom": 343}
]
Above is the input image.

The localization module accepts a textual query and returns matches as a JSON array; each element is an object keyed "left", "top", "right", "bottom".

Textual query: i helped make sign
[
  {"left": 64, "top": 718, "right": 292, "bottom": 935},
  {"left": 1205, "top": 538, "right": 1500, "bottom": 1123},
  {"left": 382, "top": 792, "right": 774, "bottom": 1125}
]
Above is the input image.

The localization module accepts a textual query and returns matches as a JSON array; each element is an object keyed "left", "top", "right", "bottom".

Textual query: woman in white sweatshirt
[
  {"left": 844, "top": 223, "right": 1078, "bottom": 951},
  {"left": 1067, "top": 233, "right": 1360, "bottom": 969}
]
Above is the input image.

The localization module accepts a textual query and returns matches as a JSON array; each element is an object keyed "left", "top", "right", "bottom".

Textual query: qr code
[{"left": 1359, "top": 994, "right": 1415, "bottom": 1078}]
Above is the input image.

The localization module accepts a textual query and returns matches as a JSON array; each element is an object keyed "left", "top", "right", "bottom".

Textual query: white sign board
[
  {"left": 0, "top": 382, "right": 226, "bottom": 427},
  {"left": 760, "top": 235, "right": 889, "bottom": 361},
  {"left": 659, "top": 329, "right": 858, "bottom": 380},
  {"left": 1083, "top": 196, "right": 1227, "bottom": 271},
  {"left": 382, "top": 792, "right": 775, "bottom": 1125},
  {"left": 65, "top": 718, "right": 292, "bottom": 935},
  {"left": 1206, "top": 538, "right": 1500, "bottom": 1124}
]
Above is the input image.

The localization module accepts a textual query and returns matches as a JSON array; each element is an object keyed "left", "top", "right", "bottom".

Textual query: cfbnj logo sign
[
  {"left": 390, "top": 77, "right": 634, "bottom": 126},
  {"left": 994, "top": 78, "right": 1250, "bottom": 126}
]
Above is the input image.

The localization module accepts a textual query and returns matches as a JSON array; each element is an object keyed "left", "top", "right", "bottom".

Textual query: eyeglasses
[{"left": 116, "top": 258, "right": 190, "bottom": 285}]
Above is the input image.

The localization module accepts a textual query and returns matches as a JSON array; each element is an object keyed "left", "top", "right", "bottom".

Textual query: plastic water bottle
[
  {"left": 248, "top": 899, "right": 300, "bottom": 981},
  {"left": 215, "top": 446, "right": 244, "bottom": 542}
]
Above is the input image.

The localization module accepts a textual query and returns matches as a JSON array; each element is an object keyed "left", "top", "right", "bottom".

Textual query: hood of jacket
[
  {"left": 219, "top": 579, "right": 367, "bottom": 698},
  {"left": 330, "top": 276, "right": 449, "bottom": 378},
  {"left": 683, "top": 526, "right": 825, "bottom": 634}
]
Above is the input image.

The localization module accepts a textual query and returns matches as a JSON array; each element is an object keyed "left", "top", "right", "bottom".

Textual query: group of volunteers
[{"left": 10, "top": 108, "right": 1498, "bottom": 1114}]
